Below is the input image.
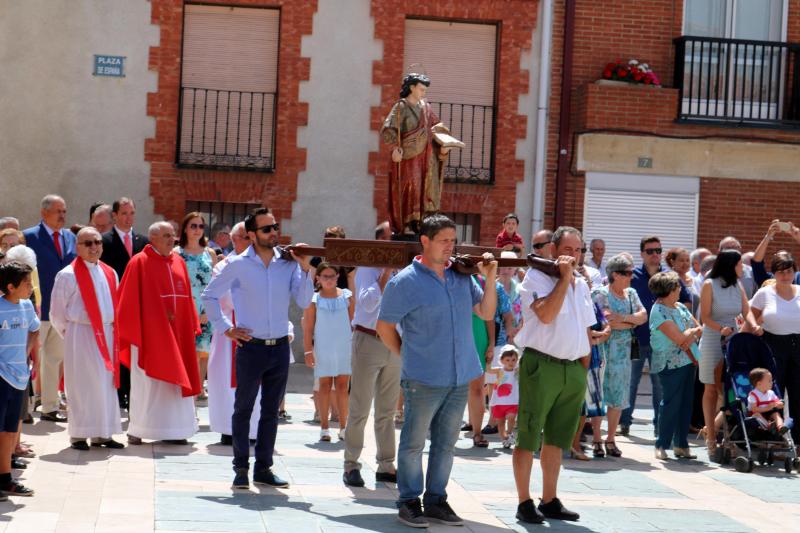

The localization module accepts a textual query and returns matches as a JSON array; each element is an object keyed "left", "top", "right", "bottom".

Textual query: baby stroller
[{"left": 716, "top": 333, "right": 799, "bottom": 474}]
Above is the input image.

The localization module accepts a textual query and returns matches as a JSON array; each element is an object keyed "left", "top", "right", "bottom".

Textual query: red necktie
[
  {"left": 53, "top": 231, "right": 63, "bottom": 259},
  {"left": 123, "top": 232, "right": 133, "bottom": 257}
]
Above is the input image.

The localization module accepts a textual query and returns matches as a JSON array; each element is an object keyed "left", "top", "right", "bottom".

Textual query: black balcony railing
[
  {"left": 177, "top": 87, "right": 277, "bottom": 171},
  {"left": 429, "top": 102, "right": 495, "bottom": 184},
  {"left": 674, "top": 36, "right": 800, "bottom": 128}
]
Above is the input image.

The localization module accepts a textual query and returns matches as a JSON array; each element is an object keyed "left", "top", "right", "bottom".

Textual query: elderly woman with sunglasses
[{"left": 590, "top": 254, "right": 647, "bottom": 457}]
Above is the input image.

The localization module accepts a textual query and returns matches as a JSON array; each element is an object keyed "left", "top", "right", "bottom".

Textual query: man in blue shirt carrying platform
[{"left": 377, "top": 213, "right": 497, "bottom": 528}]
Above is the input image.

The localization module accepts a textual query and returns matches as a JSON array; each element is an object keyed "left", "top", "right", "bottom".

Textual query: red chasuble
[
  {"left": 116, "top": 245, "right": 201, "bottom": 397},
  {"left": 72, "top": 258, "right": 120, "bottom": 386}
]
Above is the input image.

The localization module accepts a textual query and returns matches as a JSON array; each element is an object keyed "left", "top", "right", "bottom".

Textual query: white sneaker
[
  {"left": 320, "top": 429, "right": 331, "bottom": 442},
  {"left": 338, "top": 428, "right": 346, "bottom": 441},
  {"left": 654, "top": 448, "right": 668, "bottom": 460},
  {"left": 502, "top": 436, "right": 514, "bottom": 449}
]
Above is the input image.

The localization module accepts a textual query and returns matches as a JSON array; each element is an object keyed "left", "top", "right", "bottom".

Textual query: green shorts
[{"left": 516, "top": 348, "right": 587, "bottom": 452}]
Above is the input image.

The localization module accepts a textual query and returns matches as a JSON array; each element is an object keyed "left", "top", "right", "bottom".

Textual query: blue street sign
[{"left": 93, "top": 55, "right": 125, "bottom": 77}]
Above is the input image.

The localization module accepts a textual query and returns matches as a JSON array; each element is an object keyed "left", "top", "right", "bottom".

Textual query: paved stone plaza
[{"left": 3, "top": 365, "right": 799, "bottom": 533}]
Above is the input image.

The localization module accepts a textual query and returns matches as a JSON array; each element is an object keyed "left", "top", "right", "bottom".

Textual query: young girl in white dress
[{"left": 303, "top": 262, "right": 354, "bottom": 442}]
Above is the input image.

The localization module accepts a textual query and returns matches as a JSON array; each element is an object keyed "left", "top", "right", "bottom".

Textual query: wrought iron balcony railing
[
  {"left": 429, "top": 102, "right": 495, "bottom": 184},
  {"left": 674, "top": 36, "right": 800, "bottom": 128},
  {"left": 177, "top": 87, "right": 277, "bottom": 171}
]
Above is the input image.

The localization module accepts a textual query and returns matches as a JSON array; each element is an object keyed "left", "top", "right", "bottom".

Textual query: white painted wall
[
  {"left": 515, "top": 1, "right": 545, "bottom": 245},
  {"left": 286, "top": 0, "right": 383, "bottom": 246},
  {"left": 0, "top": 0, "right": 158, "bottom": 230}
]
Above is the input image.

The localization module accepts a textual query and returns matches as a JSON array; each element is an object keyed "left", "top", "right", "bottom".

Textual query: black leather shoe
[
  {"left": 71, "top": 440, "right": 90, "bottom": 451},
  {"left": 232, "top": 468, "right": 249, "bottom": 489},
  {"left": 538, "top": 497, "right": 580, "bottom": 521},
  {"left": 481, "top": 424, "right": 498, "bottom": 435},
  {"left": 220, "top": 434, "right": 233, "bottom": 445},
  {"left": 163, "top": 439, "right": 188, "bottom": 445},
  {"left": 343, "top": 469, "right": 365, "bottom": 487},
  {"left": 516, "top": 498, "right": 545, "bottom": 524},
  {"left": 375, "top": 471, "right": 397, "bottom": 483},
  {"left": 40, "top": 411, "right": 67, "bottom": 423},
  {"left": 92, "top": 439, "right": 125, "bottom": 449},
  {"left": 253, "top": 469, "right": 289, "bottom": 488}
]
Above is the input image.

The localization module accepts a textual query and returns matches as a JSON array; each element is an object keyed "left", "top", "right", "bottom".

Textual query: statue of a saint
[{"left": 381, "top": 73, "right": 460, "bottom": 234}]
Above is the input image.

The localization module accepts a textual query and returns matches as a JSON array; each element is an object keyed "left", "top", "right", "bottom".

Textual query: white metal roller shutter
[
  {"left": 180, "top": 5, "right": 279, "bottom": 162},
  {"left": 403, "top": 19, "right": 497, "bottom": 175},
  {"left": 582, "top": 173, "right": 699, "bottom": 265}
]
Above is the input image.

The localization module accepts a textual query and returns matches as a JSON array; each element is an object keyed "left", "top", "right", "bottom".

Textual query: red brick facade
[
  {"left": 368, "top": 0, "right": 538, "bottom": 245},
  {"left": 146, "top": 0, "right": 317, "bottom": 226},
  {"left": 547, "top": 0, "right": 800, "bottom": 251}
]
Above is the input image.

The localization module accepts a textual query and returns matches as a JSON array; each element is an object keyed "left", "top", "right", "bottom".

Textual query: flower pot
[{"left": 595, "top": 79, "right": 662, "bottom": 88}]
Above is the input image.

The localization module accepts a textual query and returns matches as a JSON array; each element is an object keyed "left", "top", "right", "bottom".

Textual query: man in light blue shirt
[
  {"left": 377, "top": 214, "right": 497, "bottom": 528},
  {"left": 202, "top": 207, "right": 315, "bottom": 490}
]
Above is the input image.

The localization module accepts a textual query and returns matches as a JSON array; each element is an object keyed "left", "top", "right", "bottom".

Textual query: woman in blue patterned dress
[
  {"left": 176, "top": 212, "right": 218, "bottom": 399},
  {"left": 591, "top": 254, "right": 647, "bottom": 457}
]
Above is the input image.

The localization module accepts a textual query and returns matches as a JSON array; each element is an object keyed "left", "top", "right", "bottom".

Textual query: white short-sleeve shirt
[
  {"left": 515, "top": 269, "right": 597, "bottom": 360},
  {"left": 750, "top": 286, "right": 800, "bottom": 336}
]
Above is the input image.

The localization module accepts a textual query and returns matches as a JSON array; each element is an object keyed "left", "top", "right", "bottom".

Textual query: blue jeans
[
  {"left": 655, "top": 364, "right": 696, "bottom": 450},
  {"left": 620, "top": 345, "right": 663, "bottom": 428},
  {"left": 232, "top": 342, "right": 290, "bottom": 471},
  {"left": 397, "top": 380, "right": 468, "bottom": 505}
]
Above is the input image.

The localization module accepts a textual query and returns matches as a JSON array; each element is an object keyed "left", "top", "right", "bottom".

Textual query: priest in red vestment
[{"left": 117, "top": 221, "right": 200, "bottom": 445}]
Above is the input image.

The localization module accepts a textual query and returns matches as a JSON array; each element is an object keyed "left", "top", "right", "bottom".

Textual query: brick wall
[
  {"left": 369, "top": 0, "right": 537, "bottom": 245},
  {"left": 698, "top": 177, "right": 800, "bottom": 254},
  {"left": 146, "top": 0, "right": 317, "bottom": 228},
  {"left": 547, "top": 0, "right": 800, "bottom": 236}
]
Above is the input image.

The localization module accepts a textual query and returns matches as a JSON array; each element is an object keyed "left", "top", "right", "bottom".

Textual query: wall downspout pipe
[
  {"left": 554, "top": 0, "right": 577, "bottom": 228},
  {"left": 531, "top": 0, "right": 553, "bottom": 234}
]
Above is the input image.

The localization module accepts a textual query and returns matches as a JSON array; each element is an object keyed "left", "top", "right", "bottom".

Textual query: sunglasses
[
  {"left": 257, "top": 223, "right": 280, "bottom": 234},
  {"left": 532, "top": 242, "right": 550, "bottom": 250},
  {"left": 78, "top": 239, "right": 103, "bottom": 247},
  {"left": 189, "top": 223, "right": 205, "bottom": 230},
  {"left": 644, "top": 248, "right": 663, "bottom": 255},
  {"left": 615, "top": 270, "right": 634, "bottom": 277}
]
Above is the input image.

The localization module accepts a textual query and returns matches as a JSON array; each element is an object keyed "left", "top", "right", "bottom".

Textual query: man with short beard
[{"left": 203, "top": 207, "right": 315, "bottom": 490}]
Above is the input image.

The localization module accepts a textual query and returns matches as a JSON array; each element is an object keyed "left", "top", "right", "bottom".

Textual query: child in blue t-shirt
[{"left": 0, "top": 261, "right": 39, "bottom": 498}]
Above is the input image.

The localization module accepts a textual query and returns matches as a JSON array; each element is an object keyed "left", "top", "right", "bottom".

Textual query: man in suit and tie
[
  {"left": 23, "top": 194, "right": 77, "bottom": 422},
  {"left": 100, "top": 197, "right": 148, "bottom": 409}
]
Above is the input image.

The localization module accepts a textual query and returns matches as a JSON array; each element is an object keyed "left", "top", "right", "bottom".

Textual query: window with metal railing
[
  {"left": 177, "top": 5, "right": 279, "bottom": 171},
  {"left": 674, "top": 36, "right": 800, "bottom": 127},
  {"left": 185, "top": 201, "right": 262, "bottom": 238},
  {"left": 404, "top": 19, "right": 498, "bottom": 184}
]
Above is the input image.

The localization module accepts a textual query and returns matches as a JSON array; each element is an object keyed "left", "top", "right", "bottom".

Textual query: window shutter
[
  {"left": 583, "top": 173, "right": 699, "bottom": 264},
  {"left": 179, "top": 5, "right": 279, "bottom": 168},
  {"left": 403, "top": 19, "right": 497, "bottom": 181}
]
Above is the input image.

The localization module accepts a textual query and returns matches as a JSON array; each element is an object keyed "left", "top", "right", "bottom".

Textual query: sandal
[
  {"left": 592, "top": 441, "right": 605, "bottom": 458},
  {"left": 472, "top": 435, "right": 489, "bottom": 448},
  {"left": 570, "top": 447, "right": 590, "bottom": 461},
  {"left": 604, "top": 440, "right": 622, "bottom": 457}
]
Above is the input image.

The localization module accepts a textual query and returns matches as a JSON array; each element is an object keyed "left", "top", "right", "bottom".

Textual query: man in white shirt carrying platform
[
  {"left": 342, "top": 221, "right": 400, "bottom": 488},
  {"left": 512, "top": 226, "right": 596, "bottom": 525}
]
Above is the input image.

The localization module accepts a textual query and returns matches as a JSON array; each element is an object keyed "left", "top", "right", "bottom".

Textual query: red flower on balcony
[{"left": 601, "top": 58, "right": 660, "bottom": 86}]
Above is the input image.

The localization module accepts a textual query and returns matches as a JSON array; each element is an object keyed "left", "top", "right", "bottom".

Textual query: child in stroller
[
  {"left": 718, "top": 333, "right": 799, "bottom": 473},
  {"left": 747, "top": 368, "right": 789, "bottom": 436}
]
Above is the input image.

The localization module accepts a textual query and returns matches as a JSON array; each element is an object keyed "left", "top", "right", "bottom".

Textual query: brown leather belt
[{"left": 354, "top": 324, "right": 378, "bottom": 338}]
